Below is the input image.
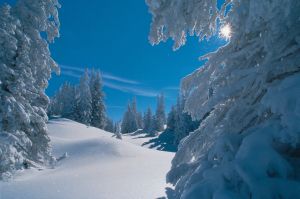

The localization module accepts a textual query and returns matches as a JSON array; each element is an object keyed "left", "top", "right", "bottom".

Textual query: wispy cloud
[
  {"left": 102, "top": 73, "right": 140, "bottom": 85},
  {"left": 60, "top": 65, "right": 85, "bottom": 73},
  {"left": 60, "top": 64, "right": 140, "bottom": 85},
  {"left": 58, "top": 64, "right": 158, "bottom": 97},
  {"left": 104, "top": 81, "right": 158, "bottom": 97}
]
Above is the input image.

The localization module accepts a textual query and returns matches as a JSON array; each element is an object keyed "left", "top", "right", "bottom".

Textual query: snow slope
[
  {"left": 123, "top": 130, "right": 177, "bottom": 152},
  {"left": 0, "top": 119, "right": 174, "bottom": 199},
  {"left": 122, "top": 131, "right": 159, "bottom": 147}
]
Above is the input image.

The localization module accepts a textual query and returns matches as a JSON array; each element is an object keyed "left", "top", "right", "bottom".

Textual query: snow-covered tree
[
  {"left": 48, "top": 69, "right": 107, "bottom": 129},
  {"left": 89, "top": 70, "right": 106, "bottom": 129},
  {"left": 154, "top": 93, "right": 166, "bottom": 131},
  {"left": 104, "top": 118, "right": 114, "bottom": 133},
  {"left": 76, "top": 69, "right": 92, "bottom": 125},
  {"left": 121, "top": 104, "right": 132, "bottom": 134},
  {"left": 136, "top": 112, "right": 144, "bottom": 129},
  {"left": 143, "top": 107, "right": 156, "bottom": 136},
  {"left": 114, "top": 122, "right": 122, "bottom": 140},
  {"left": 167, "top": 95, "right": 199, "bottom": 146},
  {"left": 147, "top": 0, "right": 300, "bottom": 198},
  {"left": 167, "top": 106, "right": 177, "bottom": 132},
  {"left": 0, "top": 0, "right": 60, "bottom": 178},
  {"left": 121, "top": 99, "right": 139, "bottom": 134},
  {"left": 48, "top": 82, "right": 76, "bottom": 119}
]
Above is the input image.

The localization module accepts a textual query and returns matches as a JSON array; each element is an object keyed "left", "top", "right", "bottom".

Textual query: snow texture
[
  {"left": 0, "top": 119, "right": 174, "bottom": 199},
  {"left": 0, "top": 0, "right": 60, "bottom": 178},
  {"left": 147, "top": 0, "right": 300, "bottom": 198}
]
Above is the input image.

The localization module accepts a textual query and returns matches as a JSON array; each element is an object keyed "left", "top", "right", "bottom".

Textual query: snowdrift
[{"left": 0, "top": 119, "right": 174, "bottom": 199}]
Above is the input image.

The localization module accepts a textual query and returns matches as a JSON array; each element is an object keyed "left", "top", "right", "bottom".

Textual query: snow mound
[{"left": 0, "top": 119, "right": 174, "bottom": 199}]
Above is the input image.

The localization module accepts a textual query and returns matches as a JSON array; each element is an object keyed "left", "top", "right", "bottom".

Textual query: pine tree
[
  {"left": 154, "top": 93, "right": 166, "bottom": 131},
  {"left": 143, "top": 107, "right": 154, "bottom": 135},
  {"left": 121, "top": 103, "right": 132, "bottom": 134},
  {"left": 172, "top": 96, "right": 199, "bottom": 145},
  {"left": 121, "top": 98, "right": 139, "bottom": 134},
  {"left": 48, "top": 82, "right": 76, "bottom": 119},
  {"left": 114, "top": 122, "right": 122, "bottom": 140},
  {"left": 136, "top": 112, "right": 144, "bottom": 129},
  {"left": 0, "top": 0, "right": 60, "bottom": 177},
  {"left": 104, "top": 118, "right": 114, "bottom": 133},
  {"left": 89, "top": 70, "right": 106, "bottom": 129},
  {"left": 167, "top": 105, "right": 177, "bottom": 132},
  {"left": 77, "top": 69, "right": 92, "bottom": 125},
  {"left": 147, "top": 0, "right": 300, "bottom": 198}
]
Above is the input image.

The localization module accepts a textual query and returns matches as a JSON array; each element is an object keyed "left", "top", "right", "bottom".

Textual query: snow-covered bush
[
  {"left": 0, "top": 0, "right": 60, "bottom": 178},
  {"left": 147, "top": 0, "right": 300, "bottom": 198}
]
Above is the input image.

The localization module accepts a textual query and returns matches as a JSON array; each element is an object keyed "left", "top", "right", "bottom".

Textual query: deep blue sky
[{"left": 4, "top": 0, "right": 226, "bottom": 121}]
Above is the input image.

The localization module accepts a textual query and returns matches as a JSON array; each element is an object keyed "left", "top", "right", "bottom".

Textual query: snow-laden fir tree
[
  {"left": 167, "top": 95, "right": 199, "bottom": 146},
  {"left": 0, "top": 0, "right": 60, "bottom": 178},
  {"left": 155, "top": 93, "right": 166, "bottom": 131},
  {"left": 48, "top": 82, "right": 76, "bottom": 119},
  {"left": 76, "top": 69, "right": 92, "bottom": 125},
  {"left": 121, "top": 98, "right": 139, "bottom": 134},
  {"left": 167, "top": 106, "right": 177, "bottom": 132},
  {"left": 121, "top": 103, "right": 133, "bottom": 134},
  {"left": 89, "top": 70, "right": 106, "bottom": 129},
  {"left": 143, "top": 107, "right": 155, "bottom": 135},
  {"left": 114, "top": 122, "right": 122, "bottom": 140},
  {"left": 104, "top": 118, "right": 114, "bottom": 133},
  {"left": 136, "top": 112, "right": 144, "bottom": 129},
  {"left": 147, "top": 0, "right": 300, "bottom": 198}
]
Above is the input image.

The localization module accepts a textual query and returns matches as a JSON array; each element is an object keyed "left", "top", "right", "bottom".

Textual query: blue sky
[{"left": 4, "top": 0, "right": 226, "bottom": 121}]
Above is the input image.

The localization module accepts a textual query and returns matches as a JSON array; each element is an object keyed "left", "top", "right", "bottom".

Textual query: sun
[{"left": 220, "top": 24, "right": 232, "bottom": 39}]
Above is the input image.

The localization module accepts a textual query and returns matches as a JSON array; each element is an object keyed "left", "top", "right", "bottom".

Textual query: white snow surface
[
  {"left": 0, "top": 119, "right": 174, "bottom": 199},
  {"left": 122, "top": 130, "right": 162, "bottom": 149}
]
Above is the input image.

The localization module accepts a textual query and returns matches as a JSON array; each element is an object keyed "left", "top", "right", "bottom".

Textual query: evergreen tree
[
  {"left": 147, "top": 0, "right": 300, "bottom": 198},
  {"left": 89, "top": 70, "right": 106, "bottom": 129},
  {"left": 48, "top": 82, "right": 76, "bottom": 119},
  {"left": 143, "top": 107, "right": 154, "bottom": 135},
  {"left": 77, "top": 69, "right": 92, "bottom": 125},
  {"left": 121, "top": 103, "right": 132, "bottom": 134},
  {"left": 167, "top": 105, "right": 177, "bottom": 132},
  {"left": 104, "top": 118, "right": 114, "bottom": 133},
  {"left": 136, "top": 112, "right": 144, "bottom": 129},
  {"left": 154, "top": 93, "right": 166, "bottom": 131},
  {"left": 0, "top": 0, "right": 60, "bottom": 177},
  {"left": 114, "top": 122, "right": 122, "bottom": 140},
  {"left": 121, "top": 98, "right": 139, "bottom": 134},
  {"left": 172, "top": 96, "right": 200, "bottom": 145}
]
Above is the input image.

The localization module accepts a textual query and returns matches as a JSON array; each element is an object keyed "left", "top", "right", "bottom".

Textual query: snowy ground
[
  {"left": 122, "top": 130, "right": 160, "bottom": 147},
  {"left": 0, "top": 119, "right": 174, "bottom": 199},
  {"left": 123, "top": 130, "right": 177, "bottom": 152}
]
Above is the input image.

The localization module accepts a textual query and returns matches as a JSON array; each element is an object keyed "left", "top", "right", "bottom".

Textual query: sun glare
[{"left": 220, "top": 24, "right": 232, "bottom": 39}]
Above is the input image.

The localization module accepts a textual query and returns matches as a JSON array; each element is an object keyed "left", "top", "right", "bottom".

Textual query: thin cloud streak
[
  {"left": 59, "top": 64, "right": 158, "bottom": 97},
  {"left": 104, "top": 81, "right": 158, "bottom": 97},
  {"left": 102, "top": 73, "right": 140, "bottom": 85},
  {"left": 60, "top": 64, "right": 140, "bottom": 85}
]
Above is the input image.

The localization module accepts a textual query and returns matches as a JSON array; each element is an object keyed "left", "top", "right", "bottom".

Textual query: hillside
[{"left": 0, "top": 119, "right": 174, "bottom": 199}]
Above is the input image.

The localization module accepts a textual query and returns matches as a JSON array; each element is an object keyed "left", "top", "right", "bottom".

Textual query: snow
[
  {"left": 122, "top": 130, "right": 161, "bottom": 148},
  {"left": 0, "top": 119, "right": 174, "bottom": 199}
]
